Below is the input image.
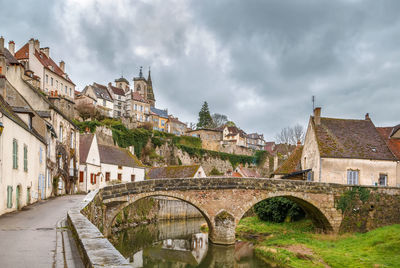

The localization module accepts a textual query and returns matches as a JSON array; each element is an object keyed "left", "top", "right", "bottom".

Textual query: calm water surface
[{"left": 111, "top": 218, "right": 269, "bottom": 267}]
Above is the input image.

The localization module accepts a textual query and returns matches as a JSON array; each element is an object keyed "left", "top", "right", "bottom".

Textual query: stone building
[
  {"left": 133, "top": 67, "right": 155, "bottom": 107},
  {"left": 246, "top": 132, "right": 266, "bottom": 150},
  {"left": 108, "top": 82, "right": 126, "bottom": 118},
  {"left": 167, "top": 116, "right": 187, "bottom": 136},
  {"left": 1, "top": 36, "right": 79, "bottom": 195},
  {"left": 81, "top": 83, "right": 114, "bottom": 118},
  {"left": 302, "top": 108, "right": 398, "bottom": 186},
  {"left": 222, "top": 126, "right": 247, "bottom": 147},
  {"left": 14, "top": 38, "right": 75, "bottom": 118},
  {"left": 127, "top": 91, "right": 151, "bottom": 123}
]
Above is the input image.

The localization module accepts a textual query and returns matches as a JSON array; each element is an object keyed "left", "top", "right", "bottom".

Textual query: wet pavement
[{"left": 0, "top": 195, "right": 85, "bottom": 268}]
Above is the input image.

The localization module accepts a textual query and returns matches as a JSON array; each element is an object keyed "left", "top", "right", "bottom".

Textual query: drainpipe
[{"left": 319, "top": 156, "right": 322, "bottom": 182}]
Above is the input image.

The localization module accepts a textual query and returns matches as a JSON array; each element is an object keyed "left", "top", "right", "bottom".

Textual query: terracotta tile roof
[
  {"left": 98, "top": 144, "right": 143, "bottom": 168},
  {"left": 237, "top": 166, "right": 261, "bottom": 177},
  {"left": 131, "top": 91, "right": 148, "bottom": 103},
  {"left": 92, "top": 83, "right": 113, "bottom": 101},
  {"left": 226, "top": 126, "right": 246, "bottom": 138},
  {"left": 314, "top": 117, "right": 396, "bottom": 160},
  {"left": 274, "top": 145, "right": 303, "bottom": 175},
  {"left": 147, "top": 165, "right": 201, "bottom": 179},
  {"left": 14, "top": 43, "right": 29, "bottom": 59},
  {"left": 15, "top": 43, "right": 75, "bottom": 85},
  {"left": 376, "top": 126, "right": 400, "bottom": 159},
  {"left": 109, "top": 85, "right": 125, "bottom": 96},
  {"left": 232, "top": 172, "right": 242, "bottom": 177},
  {"left": 79, "top": 134, "right": 94, "bottom": 163}
]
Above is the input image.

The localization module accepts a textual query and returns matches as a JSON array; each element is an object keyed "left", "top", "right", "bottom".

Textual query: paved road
[{"left": 0, "top": 195, "right": 85, "bottom": 268}]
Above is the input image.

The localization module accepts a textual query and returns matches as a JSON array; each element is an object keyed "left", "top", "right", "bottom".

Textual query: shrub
[
  {"left": 209, "top": 167, "right": 223, "bottom": 176},
  {"left": 254, "top": 197, "right": 305, "bottom": 223}
]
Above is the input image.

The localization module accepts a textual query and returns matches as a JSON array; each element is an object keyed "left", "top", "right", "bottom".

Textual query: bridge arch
[
  {"left": 104, "top": 191, "right": 213, "bottom": 236},
  {"left": 238, "top": 192, "right": 334, "bottom": 232}
]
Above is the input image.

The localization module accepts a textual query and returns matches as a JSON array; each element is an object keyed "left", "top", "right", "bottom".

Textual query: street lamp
[{"left": 0, "top": 122, "right": 4, "bottom": 136}]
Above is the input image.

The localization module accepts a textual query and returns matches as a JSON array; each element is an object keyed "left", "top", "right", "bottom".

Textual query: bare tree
[
  {"left": 275, "top": 124, "right": 305, "bottom": 145},
  {"left": 211, "top": 113, "right": 228, "bottom": 128}
]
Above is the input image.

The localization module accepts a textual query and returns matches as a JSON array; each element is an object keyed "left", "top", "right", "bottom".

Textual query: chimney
[
  {"left": 365, "top": 113, "right": 370, "bottom": 120},
  {"left": 59, "top": 60, "right": 65, "bottom": 72},
  {"left": 314, "top": 107, "right": 321, "bottom": 126},
  {"left": 34, "top": 39, "right": 40, "bottom": 51},
  {"left": 0, "top": 36, "right": 4, "bottom": 54},
  {"left": 0, "top": 37, "right": 5, "bottom": 75},
  {"left": 8, "top": 40, "right": 15, "bottom": 56},
  {"left": 297, "top": 140, "right": 301, "bottom": 147},
  {"left": 40, "top": 47, "right": 49, "bottom": 58}
]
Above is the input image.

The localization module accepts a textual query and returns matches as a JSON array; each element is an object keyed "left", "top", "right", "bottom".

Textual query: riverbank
[{"left": 236, "top": 217, "right": 400, "bottom": 267}]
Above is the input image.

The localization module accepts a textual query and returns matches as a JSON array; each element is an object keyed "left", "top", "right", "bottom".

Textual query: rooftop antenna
[{"left": 312, "top": 95, "right": 315, "bottom": 112}]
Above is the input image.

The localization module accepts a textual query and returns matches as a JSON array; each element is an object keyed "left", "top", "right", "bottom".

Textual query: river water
[{"left": 111, "top": 218, "right": 268, "bottom": 267}]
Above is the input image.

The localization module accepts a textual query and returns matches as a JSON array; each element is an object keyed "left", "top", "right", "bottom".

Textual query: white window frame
[{"left": 347, "top": 170, "right": 359, "bottom": 185}]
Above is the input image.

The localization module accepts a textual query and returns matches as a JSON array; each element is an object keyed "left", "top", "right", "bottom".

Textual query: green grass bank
[{"left": 237, "top": 217, "right": 400, "bottom": 267}]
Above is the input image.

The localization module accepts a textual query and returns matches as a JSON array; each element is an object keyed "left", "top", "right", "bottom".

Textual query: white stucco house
[
  {"left": 0, "top": 94, "right": 47, "bottom": 215},
  {"left": 78, "top": 133, "right": 145, "bottom": 192}
]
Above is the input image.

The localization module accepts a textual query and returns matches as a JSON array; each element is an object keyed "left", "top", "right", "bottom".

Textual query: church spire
[
  {"left": 139, "top": 66, "right": 143, "bottom": 78},
  {"left": 146, "top": 66, "right": 155, "bottom": 107},
  {"left": 147, "top": 66, "right": 152, "bottom": 82}
]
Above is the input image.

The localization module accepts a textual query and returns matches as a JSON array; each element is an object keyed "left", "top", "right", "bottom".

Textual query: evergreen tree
[{"left": 197, "top": 101, "right": 214, "bottom": 128}]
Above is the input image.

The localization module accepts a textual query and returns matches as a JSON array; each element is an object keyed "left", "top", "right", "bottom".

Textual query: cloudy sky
[{"left": 1, "top": 0, "right": 400, "bottom": 140}]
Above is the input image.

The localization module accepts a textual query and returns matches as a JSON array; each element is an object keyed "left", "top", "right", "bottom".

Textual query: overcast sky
[{"left": 1, "top": 0, "right": 400, "bottom": 140}]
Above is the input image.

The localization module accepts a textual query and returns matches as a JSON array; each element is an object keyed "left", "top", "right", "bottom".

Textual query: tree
[
  {"left": 225, "top": 121, "right": 236, "bottom": 127},
  {"left": 197, "top": 101, "right": 214, "bottom": 128},
  {"left": 254, "top": 197, "right": 305, "bottom": 223},
  {"left": 275, "top": 124, "right": 305, "bottom": 145},
  {"left": 211, "top": 113, "right": 228, "bottom": 128}
]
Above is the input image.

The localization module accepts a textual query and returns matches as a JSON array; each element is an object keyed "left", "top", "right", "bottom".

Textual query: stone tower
[{"left": 133, "top": 66, "right": 156, "bottom": 107}]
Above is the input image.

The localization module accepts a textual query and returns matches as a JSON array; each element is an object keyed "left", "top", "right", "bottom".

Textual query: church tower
[{"left": 146, "top": 68, "right": 156, "bottom": 107}]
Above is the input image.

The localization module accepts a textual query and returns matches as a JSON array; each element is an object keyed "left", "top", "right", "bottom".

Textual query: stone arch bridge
[{"left": 83, "top": 178, "right": 400, "bottom": 245}]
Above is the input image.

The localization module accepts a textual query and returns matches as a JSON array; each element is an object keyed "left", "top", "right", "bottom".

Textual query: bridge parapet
[{"left": 81, "top": 177, "right": 400, "bottom": 245}]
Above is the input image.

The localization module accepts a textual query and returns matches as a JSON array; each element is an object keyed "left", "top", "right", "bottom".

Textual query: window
[
  {"left": 79, "top": 171, "right": 84, "bottom": 183},
  {"left": 118, "top": 173, "right": 122, "bottom": 181},
  {"left": 90, "top": 173, "right": 95, "bottom": 184},
  {"left": 347, "top": 170, "right": 359, "bottom": 185},
  {"left": 103, "top": 99, "right": 106, "bottom": 106},
  {"left": 7, "top": 186, "right": 13, "bottom": 208},
  {"left": 140, "top": 105, "right": 143, "bottom": 112},
  {"left": 13, "top": 139, "right": 18, "bottom": 169},
  {"left": 134, "top": 104, "right": 137, "bottom": 111},
  {"left": 61, "top": 83, "right": 63, "bottom": 91},
  {"left": 51, "top": 77, "right": 53, "bottom": 86},
  {"left": 56, "top": 80, "right": 58, "bottom": 88},
  {"left": 307, "top": 171, "right": 314, "bottom": 181},
  {"left": 70, "top": 88, "right": 72, "bottom": 96},
  {"left": 379, "top": 174, "right": 387, "bottom": 186},
  {"left": 118, "top": 165, "right": 122, "bottom": 170},
  {"left": 65, "top": 86, "right": 67, "bottom": 93},
  {"left": 46, "top": 75, "right": 49, "bottom": 84},
  {"left": 161, "top": 120, "right": 165, "bottom": 127},
  {"left": 105, "top": 172, "right": 110, "bottom": 182},
  {"left": 131, "top": 174, "right": 135, "bottom": 182},
  {"left": 70, "top": 132, "right": 74, "bottom": 148},
  {"left": 24, "top": 145, "right": 28, "bottom": 172},
  {"left": 59, "top": 126, "right": 63, "bottom": 141},
  {"left": 39, "top": 147, "right": 43, "bottom": 164}
]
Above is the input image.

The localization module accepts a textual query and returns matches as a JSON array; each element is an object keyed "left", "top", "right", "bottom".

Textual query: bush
[
  {"left": 209, "top": 167, "right": 223, "bottom": 176},
  {"left": 254, "top": 197, "right": 305, "bottom": 223}
]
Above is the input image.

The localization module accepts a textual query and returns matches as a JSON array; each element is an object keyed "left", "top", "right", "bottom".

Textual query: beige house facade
[{"left": 302, "top": 108, "right": 399, "bottom": 187}]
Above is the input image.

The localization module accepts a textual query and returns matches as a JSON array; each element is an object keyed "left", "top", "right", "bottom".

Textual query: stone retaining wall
[{"left": 67, "top": 190, "right": 130, "bottom": 267}]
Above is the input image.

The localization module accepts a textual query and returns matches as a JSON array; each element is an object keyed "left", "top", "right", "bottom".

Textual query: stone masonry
[{"left": 82, "top": 178, "right": 400, "bottom": 245}]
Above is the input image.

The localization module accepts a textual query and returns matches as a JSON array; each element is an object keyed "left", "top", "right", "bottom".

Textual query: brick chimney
[
  {"left": 8, "top": 41, "right": 15, "bottom": 56},
  {"left": 365, "top": 113, "right": 370, "bottom": 120},
  {"left": 59, "top": 60, "right": 65, "bottom": 72},
  {"left": 40, "top": 47, "right": 49, "bottom": 58},
  {"left": 314, "top": 107, "right": 321, "bottom": 126}
]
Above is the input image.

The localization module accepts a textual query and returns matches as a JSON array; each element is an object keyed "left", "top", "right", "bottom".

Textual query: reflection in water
[{"left": 112, "top": 218, "right": 268, "bottom": 267}]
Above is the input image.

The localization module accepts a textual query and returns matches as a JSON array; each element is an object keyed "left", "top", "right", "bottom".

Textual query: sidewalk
[{"left": 0, "top": 195, "right": 85, "bottom": 268}]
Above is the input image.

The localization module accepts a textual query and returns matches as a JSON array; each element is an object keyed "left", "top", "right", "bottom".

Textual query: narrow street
[{"left": 0, "top": 195, "right": 85, "bottom": 268}]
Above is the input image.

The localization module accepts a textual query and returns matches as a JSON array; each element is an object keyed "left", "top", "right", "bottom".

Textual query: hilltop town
[{"left": 1, "top": 37, "right": 400, "bottom": 216}]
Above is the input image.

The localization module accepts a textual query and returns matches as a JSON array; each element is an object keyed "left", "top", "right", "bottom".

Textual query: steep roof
[
  {"left": 226, "top": 126, "right": 246, "bottom": 138},
  {"left": 109, "top": 85, "right": 125, "bottom": 96},
  {"left": 98, "top": 144, "right": 144, "bottom": 168},
  {"left": 0, "top": 93, "right": 45, "bottom": 144},
  {"left": 313, "top": 117, "right": 396, "bottom": 160},
  {"left": 79, "top": 133, "right": 94, "bottom": 163},
  {"left": 376, "top": 126, "right": 400, "bottom": 160},
  {"left": 237, "top": 166, "right": 261, "bottom": 177},
  {"left": 4, "top": 48, "right": 20, "bottom": 65},
  {"left": 15, "top": 43, "right": 75, "bottom": 85},
  {"left": 274, "top": 145, "right": 303, "bottom": 175},
  {"left": 150, "top": 107, "right": 168, "bottom": 118},
  {"left": 92, "top": 83, "right": 113, "bottom": 101},
  {"left": 147, "top": 165, "right": 201, "bottom": 179}
]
